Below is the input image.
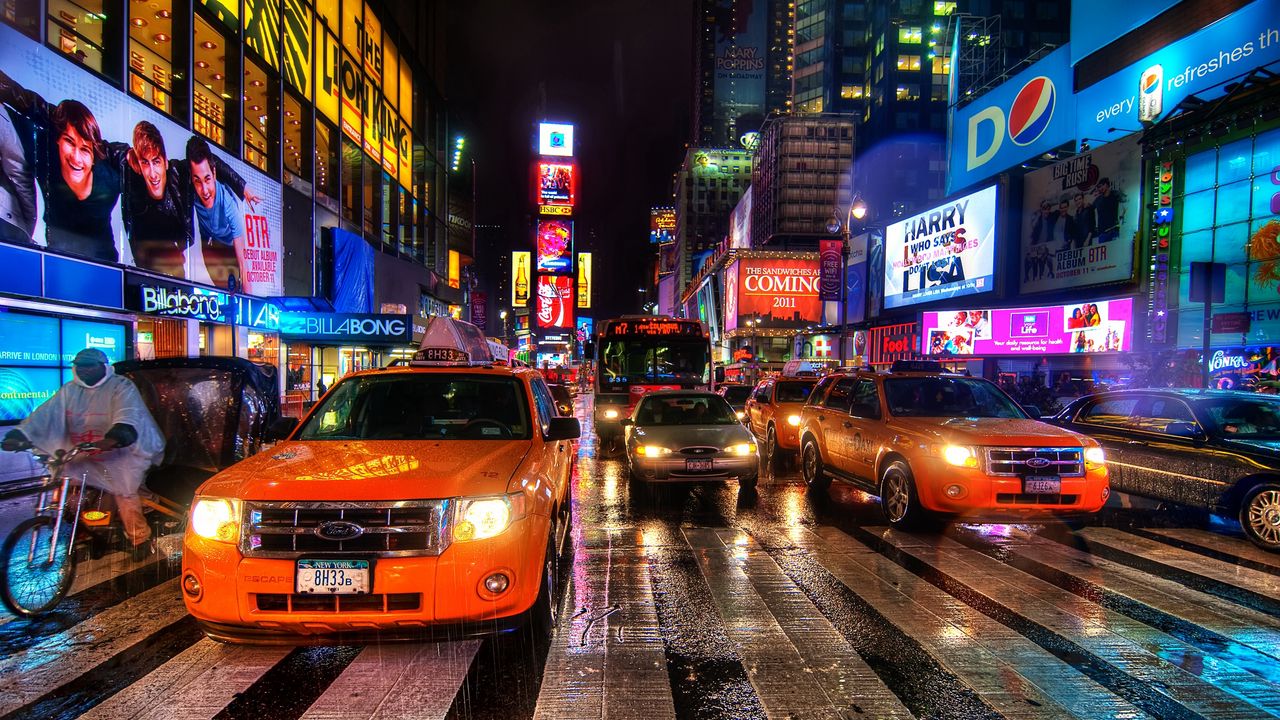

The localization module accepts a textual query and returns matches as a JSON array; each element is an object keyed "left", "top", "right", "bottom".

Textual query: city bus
[{"left": 588, "top": 316, "right": 714, "bottom": 453}]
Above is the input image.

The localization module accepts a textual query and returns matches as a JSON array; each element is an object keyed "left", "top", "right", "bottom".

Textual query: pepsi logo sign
[{"left": 1008, "top": 76, "right": 1056, "bottom": 146}]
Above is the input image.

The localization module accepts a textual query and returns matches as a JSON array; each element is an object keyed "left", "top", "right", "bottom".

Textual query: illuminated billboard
[
  {"left": 536, "top": 220, "right": 574, "bottom": 274},
  {"left": 537, "top": 162, "right": 576, "bottom": 207},
  {"left": 883, "top": 185, "right": 998, "bottom": 310},
  {"left": 577, "top": 252, "right": 592, "bottom": 308},
  {"left": 731, "top": 256, "right": 821, "bottom": 329},
  {"left": 448, "top": 250, "right": 461, "bottom": 289},
  {"left": 0, "top": 23, "right": 285, "bottom": 294},
  {"left": 538, "top": 122, "right": 575, "bottom": 157},
  {"left": 536, "top": 275, "right": 575, "bottom": 329},
  {"left": 511, "top": 251, "right": 531, "bottom": 307},
  {"left": 650, "top": 207, "right": 676, "bottom": 244},
  {"left": 922, "top": 298, "right": 1134, "bottom": 356}
]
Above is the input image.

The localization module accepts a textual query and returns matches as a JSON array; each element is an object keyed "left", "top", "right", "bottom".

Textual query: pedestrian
[{"left": 316, "top": 378, "right": 328, "bottom": 397}]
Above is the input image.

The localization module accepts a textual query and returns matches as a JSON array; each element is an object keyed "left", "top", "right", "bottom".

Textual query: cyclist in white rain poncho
[{"left": 2, "top": 348, "right": 164, "bottom": 558}]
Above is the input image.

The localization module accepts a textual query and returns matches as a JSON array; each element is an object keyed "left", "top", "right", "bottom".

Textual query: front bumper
[
  {"left": 629, "top": 453, "right": 760, "bottom": 482},
  {"left": 912, "top": 459, "right": 1109, "bottom": 518},
  {"left": 181, "top": 514, "right": 551, "bottom": 641}
]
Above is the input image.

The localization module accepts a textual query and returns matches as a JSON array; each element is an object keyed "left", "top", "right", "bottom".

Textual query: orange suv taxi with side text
[{"left": 744, "top": 376, "right": 819, "bottom": 467}]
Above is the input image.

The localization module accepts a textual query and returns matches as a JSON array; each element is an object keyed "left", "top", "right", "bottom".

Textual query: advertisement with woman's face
[{"left": 0, "top": 23, "right": 283, "bottom": 295}]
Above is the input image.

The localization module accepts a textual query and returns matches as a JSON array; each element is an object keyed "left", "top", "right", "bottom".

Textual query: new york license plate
[
  {"left": 296, "top": 559, "right": 370, "bottom": 594},
  {"left": 686, "top": 458, "right": 715, "bottom": 472},
  {"left": 1024, "top": 476, "right": 1062, "bottom": 494}
]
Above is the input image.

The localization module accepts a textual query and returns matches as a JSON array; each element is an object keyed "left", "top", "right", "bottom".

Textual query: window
[
  {"left": 897, "top": 55, "right": 921, "bottom": 71},
  {"left": 840, "top": 85, "right": 864, "bottom": 99},
  {"left": 242, "top": 56, "right": 275, "bottom": 173},
  {"left": 933, "top": 1, "right": 956, "bottom": 14},
  {"left": 315, "top": 118, "right": 339, "bottom": 205},
  {"left": 849, "top": 380, "right": 881, "bottom": 419},
  {"left": 1130, "top": 396, "right": 1199, "bottom": 435},
  {"left": 1078, "top": 397, "right": 1139, "bottom": 428},
  {"left": 193, "top": 15, "right": 229, "bottom": 146},
  {"left": 2, "top": 0, "right": 40, "bottom": 38},
  {"left": 283, "top": 93, "right": 307, "bottom": 179},
  {"left": 341, "top": 137, "right": 361, "bottom": 224},
  {"left": 128, "top": 0, "right": 174, "bottom": 113},
  {"left": 896, "top": 84, "right": 920, "bottom": 101},
  {"left": 362, "top": 153, "right": 380, "bottom": 237},
  {"left": 932, "top": 56, "right": 951, "bottom": 75},
  {"left": 380, "top": 171, "right": 395, "bottom": 247},
  {"left": 398, "top": 189, "right": 416, "bottom": 255},
  {"left": 531, "top": 380, "right": 555, "bottom": 435},
  {"left": 823, "top": 378, "right": 857, "bottom": 410},
  {"left": 47, "top": 0, "right": 121, "bottom": 77},
  {"left": 898, "top": 26, "right": 922, "bottom": 43}
]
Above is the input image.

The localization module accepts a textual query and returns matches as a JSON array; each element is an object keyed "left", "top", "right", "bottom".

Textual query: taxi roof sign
[{"left": 412, "top": 317, "right": 493, "bottom": 366}]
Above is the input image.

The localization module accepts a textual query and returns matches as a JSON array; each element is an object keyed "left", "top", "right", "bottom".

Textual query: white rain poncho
[{"left": 18, "top": 366, "right": 165, "bottom": 495}]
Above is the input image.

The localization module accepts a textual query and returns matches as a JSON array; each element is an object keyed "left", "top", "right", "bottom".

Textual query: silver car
[{"left": 623, "top": 391, "right": 760, "bottom": 489}]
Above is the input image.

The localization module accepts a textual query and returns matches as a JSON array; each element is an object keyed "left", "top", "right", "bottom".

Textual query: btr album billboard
[
  {"left": 1020, "top": 134, "right": 1140, "bottom": 294},
  {"left": 729, "top": 256, "right": 821, "bottom": 329},
  {"left": 536, "top": 219, "right": 573, "bottom": 274},
  {"left": 535, "top": 275, "right": 575, "bottom": 329},
  {"left": 0, "top": 24, "right": 284, "bottom": 295},
  {"left": 922, "top": 298, "right": 1134, "bottom": 357},
  {"left": 883, "top": 185, "right": 998, "bottom": 310}
]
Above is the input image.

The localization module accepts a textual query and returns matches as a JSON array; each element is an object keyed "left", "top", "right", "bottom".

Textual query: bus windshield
[{"left": 600, "top": 338, "right": 710, "bottom": 389}]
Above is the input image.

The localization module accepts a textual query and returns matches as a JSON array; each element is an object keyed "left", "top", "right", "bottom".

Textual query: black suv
[{"left": 1051, "top": 389, "right": 1280, "bottom": 551}]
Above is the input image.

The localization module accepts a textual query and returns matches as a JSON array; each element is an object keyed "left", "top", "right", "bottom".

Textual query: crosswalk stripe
[
  {"left": 1077, "top": 528, "right": 1280, "bottom": 600},
  {"left": 78, "top": 639, "right": 291, "bottom": 720},
  {"left": 534, "top": 532, "right": 675, "bottom": 720},
  {"left": 297, "top": 641, "right": 482, "bottom": 720},
  {"left": 806, "top": 526, "right": 1147, "bottom": 720},
  {"left": 968, "top": 527, "right": 1280, "bottom": 663},
  {"left": 1143, "top": 528, "right": 1280, "bottom": 574},
  {"left": 699, "top": 527, "right": 914, "bottom": 719},
  {"left": 0, "top": 578, "right": 189, "bottom": 716},
  {"left": 879, "top": 528, "right": 1280, "bottom": 720}
]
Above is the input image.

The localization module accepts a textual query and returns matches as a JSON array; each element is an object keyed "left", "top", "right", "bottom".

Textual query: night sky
[{"left": 445, "top": 0, "right": 693, "bottom": 321}]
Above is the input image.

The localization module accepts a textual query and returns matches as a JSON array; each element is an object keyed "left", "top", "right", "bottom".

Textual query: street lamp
[
  {"left": 826, "top": 193, "right": 869, "bottom": 367},
  {"left": 499, "top": 310, "right": 509, "bottom": 346}
]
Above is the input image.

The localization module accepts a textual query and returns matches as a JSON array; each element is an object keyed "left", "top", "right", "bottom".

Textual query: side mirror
[
  {"left": 1165, "top": 421, "right": 1202, "bottom": 439},
  {"left": 619, "top": 418, "right": 633, "bottom": 426},
  {"left": 267, "top": 416, "right": 299, "bottom": 441},
  {"left": 547, "top": 417, "right": 581, "bottom": 441},
  {"left": 1022, "top": 404, "right": 1043, "bottom": 418}
]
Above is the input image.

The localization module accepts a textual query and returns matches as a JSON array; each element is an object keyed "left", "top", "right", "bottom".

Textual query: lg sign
[{"left": 966, "top": 75, "right": 1055, "bottom": 170}]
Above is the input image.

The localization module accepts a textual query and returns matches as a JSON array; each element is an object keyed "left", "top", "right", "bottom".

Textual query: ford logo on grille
[
  {"left": 1025, "top": 457, "right": 1052, "bottom": 469},
  {"left": 315, "top": 521, "right": 364, "bottom": 541}
]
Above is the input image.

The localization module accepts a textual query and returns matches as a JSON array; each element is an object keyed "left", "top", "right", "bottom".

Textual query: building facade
[
  {"left": 673, "top": 147, "right": 753, "bottom": 295},
  {"left": 750, "top": 114, "right": 855, "bottom": 247}
]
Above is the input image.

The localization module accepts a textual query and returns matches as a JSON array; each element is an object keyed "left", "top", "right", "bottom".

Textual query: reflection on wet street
[{"left": 3, "top": 393, "right": 1280, "bottom": 719}]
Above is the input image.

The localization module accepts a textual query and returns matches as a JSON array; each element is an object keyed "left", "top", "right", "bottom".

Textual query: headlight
[
  {"left": 603, "top": 409, "right": 619, "bottom": 420},
  {"left": 454, "top": 494, "right": 525, "bottom": 542},
  {"left": 191, "top": 497, "right": 241, "bottom": 543},
  {"left": 637, "top": 445, "right": 672, "bottom": 457},
  {"left": 1084, "top": 446, "right": 1106, "bottom": 466},
  {"left": 787, "top": 414, "right": 801, "bottom": 427},
  {"left": 726, "top": 443, "right": 757, "bottom": 456},
  {"left": 942, "top": 445, "right": 978, "bottom": 468},
  {"left": 735, "top": 411, "right": 746, "bottom": 420}
]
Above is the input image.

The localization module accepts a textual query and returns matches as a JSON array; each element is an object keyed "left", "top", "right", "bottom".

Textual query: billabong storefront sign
[
  {"left": 280, "top": 312, "right": 412, "bottom": 344},
  {"left": 125, "top": 273, "right": 230, "bottom": 323}
]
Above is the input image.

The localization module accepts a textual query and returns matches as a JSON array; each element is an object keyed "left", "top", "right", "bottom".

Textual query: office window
[
  {"left": 283, "top": 92, "right": 306, "bottom": 178},
  {"left": 932, "top": 56, "right": 951, "bottom": 75},
  {"left": 897, "top": 55, "right": 921, "bottom": 71},
  {"left": 193, "top": 15, "right": 228, "bottom": 146},
  {"left": 242, "top": 56, "right": 275, "bottom": 172},
  {"left": 896, "top": 84, "right": 920, "bottom": 101},
  {"left": 840, "top": 85, "right": 864, "bottom": 99},
  {"left": 898, "top": 26, "right": 921, "bottom": 43},
  {"left": 127, "top": 0, "right": 174, "bottom": 112},
  {"left": 47, "top": 0, "right": 121, "bottom": 75},
  {"left": 315, "top": 118, "right": 338, "bottom": 205}
]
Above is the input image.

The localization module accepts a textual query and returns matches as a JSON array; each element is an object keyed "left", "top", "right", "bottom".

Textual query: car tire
[
  {"left": 765, "top": 425, "right": 780, "bottom": 470},
  {"left": 739, "top": 474, "right": 758, "bottom": 491},
  {"left": 1239, "top": 482, "right": 1280, "bottom": 551},
  {"left": 801, "top": 440, "right": 830, "bottom": 493},
  {"left": 880, "top": 461, "right": 936, "bottom": 531},
  {"left": 530, "top": 532, "right": 560, "bottom": 639}
]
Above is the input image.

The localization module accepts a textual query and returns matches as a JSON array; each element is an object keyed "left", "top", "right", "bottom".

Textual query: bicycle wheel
[{"left": 0, "top": 516, "right": 77, "bottom": 617}]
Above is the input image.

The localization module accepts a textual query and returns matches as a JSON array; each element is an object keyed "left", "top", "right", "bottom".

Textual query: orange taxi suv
[
  {"left": 743, "top": 375, "right": 819, "bottom": 468},
  {"left": 180, "top": 318, "right": 579, "bottom": 643},
  {"left": 799, "top": 361, "right": 1109, "bottom": 528}
]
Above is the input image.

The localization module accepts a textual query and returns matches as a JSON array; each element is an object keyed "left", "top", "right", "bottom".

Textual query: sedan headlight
[
  {"left": 786, "top": 414, "right": 801, "bottom": 427},
  {"left": 191, "top": 497, "right": 242, "bottom": 543},
  {"left": 725, "top": 443, "right": 757, "bottom": 456},
  {"left": 603, "top": 408, "right": 619, "bottom": 420},
  {"left": 942, "top": 445, "right": 979, "bottom": 468},
  {"left": 1084, "top": 446, "right": 1106, "bottom": 466},
  {"left": 454, "top": 494, "right": 526, "bottom": 542},
  {"left": 637, "top": 445, "right": 672, "bottom": 457}
]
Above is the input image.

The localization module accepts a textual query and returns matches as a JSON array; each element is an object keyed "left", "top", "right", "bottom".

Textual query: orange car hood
[
  {"left": 197, "top": 440, "right": 532, "bottom": 501},
  {"left": 894, "top": 418, "right": 1091, "bottom": 447}
]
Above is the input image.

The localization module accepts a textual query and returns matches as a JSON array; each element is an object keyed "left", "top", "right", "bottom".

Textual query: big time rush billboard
[
  {"left": 1020, "top": 133, "right": 1140, "bottom": 294},
  {"left": 729, "top": 256, "right": 820, "bottom": 329},
  {"left": 922, "top": 298, "right": 1134, "bottom": 357},
  {"left": 883, "top": 185, "right": 998, "bottom": 310},
  {"left": 0, "top": 24, "right": 284, "bottom": 295},
  {"left": 535, "top": 275, "right": 574, "bottom": 329},
  {"left": 536, "top": 220, "right": 573, "bottom": 274}
]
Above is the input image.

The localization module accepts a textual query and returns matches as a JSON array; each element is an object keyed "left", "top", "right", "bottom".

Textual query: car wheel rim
[
  {"left": 767, "top": 429, "right": 776, "bottom": 461},
  {"left": 803, "top": 446, "right": 816, "bottom": 482},
  {"left": 885, "top": 474, "right": 909, "bottom": 522},
  {"left": 546, "top": 544, "right": 558, "bottom": 626},
  {"left": 1246, "top": 489, "right": 1280, "bottom": 546}
]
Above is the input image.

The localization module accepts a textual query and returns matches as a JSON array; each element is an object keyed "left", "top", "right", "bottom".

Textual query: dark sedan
[{"left": 1051, "top": 389, "right": 1280, "bottom": 551}]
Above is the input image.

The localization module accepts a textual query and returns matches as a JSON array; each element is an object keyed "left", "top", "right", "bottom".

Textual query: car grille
[
  {"left": 996, "top": 493, "right": 1080, "bottom": 505},
  {"left": 241, "top": 501, "right": 451, "bottom": 558},
  {"left": 985, "top": 448, "right": 1084, "bottom": 477},
  {"left": 680, "top": 446, "right": 720, "bottom": 456},
  {"left": 254, "top": 592, "right": 422, "bottom": 613}
]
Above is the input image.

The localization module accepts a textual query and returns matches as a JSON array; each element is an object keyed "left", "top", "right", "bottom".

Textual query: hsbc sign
[{"left": 948, "top": 46, "right": 1075, "bottom": 194}]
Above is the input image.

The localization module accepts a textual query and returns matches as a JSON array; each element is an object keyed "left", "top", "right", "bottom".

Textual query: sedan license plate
[
  {"left": 686, "top": 458, "right": 715, "bottom": 472},
  {"left": 1024, "top": 476, "right": 1062, "bottom": 494},
  {"left": 296, "top": 559, "right": 370, "bottom": 594}
]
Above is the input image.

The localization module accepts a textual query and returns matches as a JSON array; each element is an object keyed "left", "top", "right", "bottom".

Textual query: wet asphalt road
[{"left": 1, "top": 393, "right": 1278, "bottom": 719}]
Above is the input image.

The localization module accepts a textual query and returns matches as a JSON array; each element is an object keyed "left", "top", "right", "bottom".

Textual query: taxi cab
[
  {"left": 180, "top": 318, "right": 579, "bottom": 643},
  {"left": 743, "top": 374, "right": 820, "bottom": 468},
  {"left": 799, "top": 361, "right": 1109, "bottom": 528}
]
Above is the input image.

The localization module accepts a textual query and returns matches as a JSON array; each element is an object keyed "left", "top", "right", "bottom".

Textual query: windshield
[
  {"left": 721, "top": 386, "right": 752, "bottom": 404},
  {"left": 775, "top": 381, "right": 816, "bottom": 403},
  {"left": 600, "top": 338, "right": 710, "bottom": 388},
  {"left": 884, "top": 377, "right": 1026, "bottom": 419},
  {"left": 297, "top": 374, "right": 532, "bottom": 440},
  {"left": 1200, "top": 397, "right": 1280, "bottom": 439},
  {"left": 634, "top": 394, "right": 739, "bottom": 426}
]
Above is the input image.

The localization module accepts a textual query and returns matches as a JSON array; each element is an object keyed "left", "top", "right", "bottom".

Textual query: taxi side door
[
  {"left": 842, "top": 378, "right": 884, "bottom": 482},
  {"left": 816, "top": 377, "right": 859, "bottom": 474}
]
